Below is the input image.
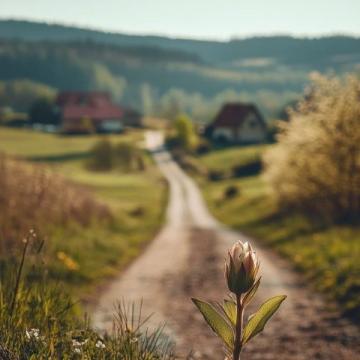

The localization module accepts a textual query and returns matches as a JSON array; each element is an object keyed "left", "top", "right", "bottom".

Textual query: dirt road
[{"left": 93, "top": 131, "right": 359, "bottom": 359}]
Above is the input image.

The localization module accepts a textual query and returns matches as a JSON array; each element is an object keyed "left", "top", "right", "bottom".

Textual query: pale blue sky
[{"left": 1, "top": 0, "right": 359, "bottom": 40}]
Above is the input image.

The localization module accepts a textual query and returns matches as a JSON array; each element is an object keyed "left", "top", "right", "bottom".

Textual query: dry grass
[{"left": 0, "top": 154, "right": 111, "bottom": 254}]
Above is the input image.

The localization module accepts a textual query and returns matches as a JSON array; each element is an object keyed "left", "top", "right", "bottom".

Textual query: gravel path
[{"left": 93, "top": 131, "right": 360, "bottom": 359}]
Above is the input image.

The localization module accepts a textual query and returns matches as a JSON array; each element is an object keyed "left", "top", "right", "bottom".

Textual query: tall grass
[
  {"left": 0, "top": 154, "right": 111, "bottom": 254},
  {"left": 0, "top": 237, "right": 175, "bottom": 359}
]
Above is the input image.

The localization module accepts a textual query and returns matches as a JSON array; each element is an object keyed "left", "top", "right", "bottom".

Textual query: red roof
[
  {"left": 212, "top": 103, "right": 264, "bottom": 128},
  {"left": 62, "top": 104, "right": 123, "bottom": 122},
  {"left": 56, "top": 91, "right": 123, "bottom": 122}
]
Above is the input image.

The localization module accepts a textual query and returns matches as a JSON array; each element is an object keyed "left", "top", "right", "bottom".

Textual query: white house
[{"left": 209, "top": 103, "right": 267, "bottom": 143}]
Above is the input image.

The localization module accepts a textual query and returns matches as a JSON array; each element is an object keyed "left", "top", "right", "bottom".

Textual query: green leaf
[
  {"left": 242, "top": 277, "right": 261, "bottom": 306},
  {"left": 223, "top": 299, "right": 237, "bottom": 326},
  {"left": 242, "top": 295, "right": 286, "bottom": 345},
  {"left": 192, "top": 298, "right": 234, "bottom": 349}
]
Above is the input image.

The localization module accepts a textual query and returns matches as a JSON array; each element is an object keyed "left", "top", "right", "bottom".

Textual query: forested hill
[
  {"left": 1, "top": 19, "right": 360, "bottom": 120},
  {"left": 1, "top": 19, "right": 360, "bottom": 66}
]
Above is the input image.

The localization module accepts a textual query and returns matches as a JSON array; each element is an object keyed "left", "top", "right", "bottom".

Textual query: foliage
[
  {"left": 0, "top": 79, "right": 56, "bottom": 112},
  {"left": 223, "top": 185, "right": 239, "bottom": 200},
  {"left": 192, "top": 240, "right": 286, "bottom": 359},
  {"left": 87, "top": 139, "right": 146, "bottom": 172},
  {"left": 173, "top": 114, "right": 198, "bottom": 151},
  {"left": 114, "top": 142, "right": 145, "bottom": 171},
  {"left": 207, "top": 169, "right": 226, "bottom": 182},
  {"left": 232, "top": 159, "right": 262, "bottom": 178},
  {"left": 191, "top": 143, "right": 360, "bottom": 321},
  {"left": 29, "top": 97, "right": 58, "bottom": 125},
  {"left": 0, "top": 241, "right": 174, "bottom": 359},
  {"left": 87, "top": 140, "right": 114, "bottom": 171},
  {"left": 264, "top": 74, "right": 360, "bottom": 223}
]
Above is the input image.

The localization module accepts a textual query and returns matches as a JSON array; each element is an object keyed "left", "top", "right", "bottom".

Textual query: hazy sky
[{"left": 1, "top": 0, "right": 360, "bottom": 40}]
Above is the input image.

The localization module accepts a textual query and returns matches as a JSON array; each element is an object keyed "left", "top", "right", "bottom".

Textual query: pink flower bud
[{"left": 225, "top": 241, "right": 260, "bottom": 294}]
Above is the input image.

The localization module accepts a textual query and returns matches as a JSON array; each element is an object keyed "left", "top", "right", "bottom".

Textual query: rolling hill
[{"left": 0, "top": 19, "right": 359, "bottom": 120}]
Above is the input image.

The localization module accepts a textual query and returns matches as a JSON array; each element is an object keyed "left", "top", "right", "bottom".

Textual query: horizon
[
  {"left": 1, "top": 0, "right": 360, "bottom": 41},
  {"left": 1, "top": 17, "right": 360, "bottom": 43}
]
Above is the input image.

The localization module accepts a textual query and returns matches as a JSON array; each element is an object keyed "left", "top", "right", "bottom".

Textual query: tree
[
  {"left": 0, "top": 79, "right": 56, "bottom": 112},
  {"left": 29, "top": 97, "right": 58, "bottom": 125},
  {"left": 174, "top": 114, "right": 198, "bottom": 151},
  {"left": 264, "top": 74, "right": 360, "bottom": 223}
]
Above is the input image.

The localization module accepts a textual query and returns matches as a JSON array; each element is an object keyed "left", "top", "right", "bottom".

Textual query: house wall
[
  {"left": 238, "top": 114, "right": 266, "bottom": 143},
  {"left": 212, "top": 127, "right": 235, "bottom": 142},
  {"left": 98, "top": 119, "right": 123, "bottom": 133}
]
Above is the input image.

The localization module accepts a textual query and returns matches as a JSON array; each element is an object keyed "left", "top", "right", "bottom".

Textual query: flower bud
[{"left": 225, "top": 241, "right": 260, "bottom": 295}]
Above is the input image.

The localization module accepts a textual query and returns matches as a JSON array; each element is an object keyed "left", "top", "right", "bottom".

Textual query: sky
[{"left": 1, "top": 0, "right": 360, "bottom": 40}]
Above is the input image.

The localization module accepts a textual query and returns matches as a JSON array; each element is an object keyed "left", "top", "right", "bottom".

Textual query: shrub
[
  {"left": 87, "top": 139, "right": 114, "bottom": 171},
  {"left": 173, "top": 114, "right": 198, "bottom": 151},
  {"left": 264, "top": 74, "right": 360, "bottom": 223},
  {"left": 208, "top": 169, "right": 226, "bottom": 182},
  {"left": 114, "top": 142, "right": 145, "bottom": 172},
  {"left": 231, "top": 159, "right": 262, "bottom": 178},
  {"left": 223, "top": 185, "right": 240, "bottom": 200},
  {"left": 88, "top": 140, "right": 146, "bottom": 172},
  {"left": 195, "top": 139, "right": 212, "bottom": 155}
]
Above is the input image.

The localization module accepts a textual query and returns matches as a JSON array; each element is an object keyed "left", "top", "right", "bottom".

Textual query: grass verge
[{"left": 192, "top": 145, "right": 360, "bottom": 321}]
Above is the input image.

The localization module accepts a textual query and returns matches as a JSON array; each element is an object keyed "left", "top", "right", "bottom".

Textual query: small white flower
[
  {"left": 72, "top": 339, "right": 82, "bottom": 347},
  {"left": 95, "top": 340, "right": 106, "bottom": 349},
  {"left": 74, "top": 348, "right": 81, "bottom": 354},
  {"left": 25, "top": 328, "right": 40, "bottom": 340}
]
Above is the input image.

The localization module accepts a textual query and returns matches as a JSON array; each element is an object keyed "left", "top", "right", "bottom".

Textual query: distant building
[
  {"left": 207, "top": 103, "right": 267, "bottom": 143},
  {"left": 122, "top": 108, "right": 143, "bottom": 128},
  {"left": 56, "top": 91, "right": 143, "bottom": 134}
]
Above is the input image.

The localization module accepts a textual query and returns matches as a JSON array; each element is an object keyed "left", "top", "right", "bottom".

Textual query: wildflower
[
  {"left": 72, "top": 339, "right": 82, "bottom": 347},
  {"left": 96, "top": 340, "right": 106, "bottom": 349},
  {"left": 74, "top": 348, "right": 81, "bottom": 354},
  {"left": 57, "top": 251, "right": 79, "bottom": 271},
  {"left": 25, "top": 328, "right": 40, "bottom": 340},
  {"left": 225, "top": 240, "right": 260, "bottom": 294}
]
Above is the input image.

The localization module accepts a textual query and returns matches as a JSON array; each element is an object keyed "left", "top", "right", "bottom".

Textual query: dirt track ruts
[{"left": 93, "top": 131, "right": 360, "bottom": 359}]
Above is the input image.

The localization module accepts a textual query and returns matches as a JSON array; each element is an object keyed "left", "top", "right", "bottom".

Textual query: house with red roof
[
  {"left": 207, "top": 103, "right": 267, "bottom": 143},
  {"left": 56, "top": 91, "right": 126, "bottom": 134}
]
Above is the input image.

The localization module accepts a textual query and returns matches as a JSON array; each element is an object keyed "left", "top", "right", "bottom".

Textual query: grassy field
[
  {"left": 0, "top": 127, "right": 144, "bottom": 159},
  {"left": 0, "top": 127, "right": 167, "bottom": 298},
  {"left": 198, "top": 144, "right": 269, "bottom": 171},
  {"left": 193, "top": 145, "right": 360, "bottom": 320}
]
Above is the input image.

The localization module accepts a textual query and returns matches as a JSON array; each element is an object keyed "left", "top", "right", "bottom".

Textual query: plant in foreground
[
  {"left": 0, "top": 234, "right": 175, "bottom": 359},
  {"left": 192, "top": 240, "right": 286, "bottom": 359}
]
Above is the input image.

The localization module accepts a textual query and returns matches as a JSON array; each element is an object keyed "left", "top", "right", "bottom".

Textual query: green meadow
[{"left": 0, "top": 127, "right": 167, "bottom": 298}]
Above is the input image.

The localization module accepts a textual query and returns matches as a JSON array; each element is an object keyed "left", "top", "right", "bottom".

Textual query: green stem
[
  {"left": 9, "top": 238, "right": 28, "bottom": 317},
  {"left": 233, "top": 294, "right": 243, "bottom": 360}
]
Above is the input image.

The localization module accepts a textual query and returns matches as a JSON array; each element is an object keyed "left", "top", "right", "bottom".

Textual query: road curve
[{"left": 93, "top": 131, "right": 359, "bottom": 359}]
